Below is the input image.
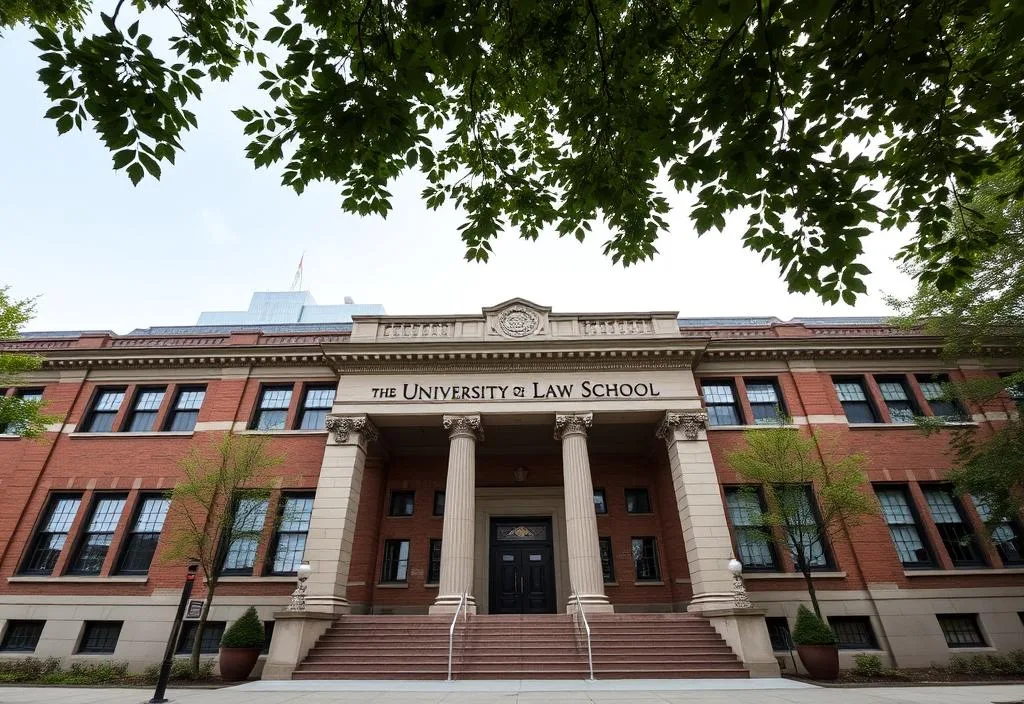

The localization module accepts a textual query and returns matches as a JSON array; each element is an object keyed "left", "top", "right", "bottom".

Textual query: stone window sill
[
  {"left": 633, "top": 580, "right": 665, "bottom": 586},
  {"left": 0, "top": 434, "right": 22, "bottom": 440},
  {"left": 235, "top": 430, "right": 328, "bottom": 436},
  {"left": 745, "top": 571, "right": 846, "bottom": 580},
  {"left": 8, "top": 576, "right": 148, "bottom": 584},
  {"left": 707, "top": 425, "right": 800, "bottom": 431},
  {"left": 213, "top": 576, "right": 297, "bottom": 583},
  {"left": 848, "top": 422, "right": 978, "bottom": 430},
  {"left": 603, "top": 582, "right": 619, "bottom": 587},
  {"left": 904, "top": 567, "right": 1024, "bottom": 577},
  {"left": 424, "top": 583, "right": 439, "bottom": 589},
  {"left": 69, "top": 432, "right": 193, "bottom": 439},
  {"left": 376, "top": 582, "right": 409, "bottom": 589}
]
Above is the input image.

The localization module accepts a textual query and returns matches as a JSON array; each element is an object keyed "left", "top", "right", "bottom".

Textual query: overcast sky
[{"left": 0, "top": 22, "right": 918, "bottom": 335}]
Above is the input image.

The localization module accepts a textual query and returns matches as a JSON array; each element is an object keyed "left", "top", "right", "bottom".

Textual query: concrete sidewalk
[{"left": 1, "top": 682, "right": 1024, "bottom": 704}]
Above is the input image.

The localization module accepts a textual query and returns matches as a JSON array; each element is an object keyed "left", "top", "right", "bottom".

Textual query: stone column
[
  {"left": 430, "top": 414, "right": 483, "bottom": 614},
  {"left": 656, "top": 410, "right": 735, "bottom": 612},
  {"left": 303, "top": 414, "right": 378, "bottom": 614},
  {"left": 555, "top": 413, "right": 613, "bottom": 613}
]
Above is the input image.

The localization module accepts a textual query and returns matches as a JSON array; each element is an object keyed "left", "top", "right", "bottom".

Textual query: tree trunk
[
  {"left": 795, "top": 552, "right": 822, "bottom": 619},
  {"left": 191, "top": 576, "right": 218, "bottom": 678}
]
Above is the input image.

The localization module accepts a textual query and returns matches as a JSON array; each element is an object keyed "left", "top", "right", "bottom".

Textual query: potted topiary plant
[
  {"left": 219, "top": 606, "right": 265, "bottom": 681},
  {"left": 792, "top": 604, "right": 839, "bottom": 680}
]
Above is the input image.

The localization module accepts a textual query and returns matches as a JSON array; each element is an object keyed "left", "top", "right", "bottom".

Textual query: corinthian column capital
[
  {"left": 554, "top": 413, "right": 593, "bottom": 441},
  {"left": 442, "top": 414, "right": 484, "bottom": 441},
  {"left": 656, "top": 411, "right": 709, "bottom": 442},
  {"left": 325, "top": 414, "right": 379, "bottom": 446}
]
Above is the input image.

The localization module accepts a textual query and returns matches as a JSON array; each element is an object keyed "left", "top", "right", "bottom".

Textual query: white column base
[
  {"left": 686, "top": 592, "right": 737, "bottom": 613},
  {"left": 429, "top": 594, "right": 477, "bottom": 615},
  {"left": 304, "top": 595, "right": 352, "bottom": 615},
  {"left": 566, "top": 594, "right": 614, "bottom": 614}
]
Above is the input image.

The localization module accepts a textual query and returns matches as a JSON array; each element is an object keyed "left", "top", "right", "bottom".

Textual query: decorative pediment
[{"left": 483, "top": 298, "right": 551, "bottom": 339}]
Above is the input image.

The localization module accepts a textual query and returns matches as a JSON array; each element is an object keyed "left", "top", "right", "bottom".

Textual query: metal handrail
[
  {"left": 447, "top": 592, "right": 468, "bottom": 681},
  {"left": 570, "top": 592, "right": 595, "bottom": 681}
]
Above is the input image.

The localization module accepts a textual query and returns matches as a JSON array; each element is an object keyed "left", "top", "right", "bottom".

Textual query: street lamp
[
  {"left": 728, "top": 558, "right": 752, "bottom": 608},
  {"left": 287, "top": 561, "right": 312, "bottom": 612}
]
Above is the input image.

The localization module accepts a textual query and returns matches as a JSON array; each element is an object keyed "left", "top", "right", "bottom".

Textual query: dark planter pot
[
  {"left": 796, "top": 644, "right": 840, "bottom": 680},
  {"left": 219, "top": 646, "right": 261, "bottom": 682}
]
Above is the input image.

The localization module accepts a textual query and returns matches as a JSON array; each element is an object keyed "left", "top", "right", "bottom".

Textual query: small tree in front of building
[
  {"left": 162, "top": 433, "right": 282, "bottom": 676},
  {"left": 0, "top": 287, "right": 62, "bottom": 437},
  {"left": 727, "top": 425, "right": 875, "bottom": 619}
]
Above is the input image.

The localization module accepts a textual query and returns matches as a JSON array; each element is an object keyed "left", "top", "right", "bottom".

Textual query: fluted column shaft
[
  {"left": 556, "top": 413, "right": 613, "bottom": 613},
  {"left": 430, "top": 415, "right": 482, "bottom": 614}
]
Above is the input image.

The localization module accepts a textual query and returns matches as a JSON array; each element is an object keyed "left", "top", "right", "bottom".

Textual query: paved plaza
[{"left": 2, "top": 681, "right": 1024, "bottom": 704}]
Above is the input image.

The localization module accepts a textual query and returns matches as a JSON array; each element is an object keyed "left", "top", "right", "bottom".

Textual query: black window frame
[
  {"left": 765, "top": 617, "right": 792, "bottom": 651},
  {"left": 116, "top": 494, "right": 171, "bottom": 575},
  {"left": 829, "top": 616, "right": 880, "bottom": 650},
  {"left": 937, "top": 614, "right": 986, "bottom": 648},
  {"left": 432, "top": 490, "right": 445, "bottom": 516},
  {"left": 875, "top": 484, "right": 934, "bottom": 568},
  {"left": 68, "top": 493, "right": 128, "bottom": 575},
  {"left": 916, "top": 375, "right": 968, "bottom": 421},
  {"left": 0, "top": 620, "right": 45, "bottom": 652},
  {"left": 21, "top": 493, "right": 83, "bottom": 575},
  {"left": 175, "top": 621, "right": 226, "bottom": 655},
  {"left": 832, "top": 377, "right": 879, "bottom": 424},
  {"left": 81, "top": 387, "right": 127, "bottom": 433},
  {"left": 744, "top": 378, "right": 786, "bottom": 425},
  {"left": 599, "top": 536, "right": 615, "bottom": 583},
  {"left": 78, "top": 621, "right": 122, "bottom": 654},
  {"left": 267, "top": 493, "right": 315, "bottom": 575},
  {"left": 972, "top": 495, "right": 1024, "bottom": 565},
  {"left": 123, "top": 386, "right": 166, "bottom": 433},
  {"left": 701, "top": 379, "right": 743, "bottom": 426},
  {"left": 777, "top": 484, "right": 832, "bottom": 570},
  {"left": 874, "top": 376, "right": 918, "bottom": 424},
  {"left": 922, "top": 485, "right": 984, "bottom": 567},
  {"left": 630, "top": 536, "right": 661, "bottom": 582},
  {"left": 427, "top": 538, "right": 442, "bottom": 584},
  {"left": 724, "top": 486, "right": 779, "bottom": 571},
  {"left": 388, "top": 490, "right": 415, "bottom": 517},
  {"left": 381, "top": 539, "right": 410, "bottom": 583},
  {"left": 250, "top": 385, "right": 293, "bottom": 431},
  {"left": 593, "top": 488, "right": 608, "bottom": 515},
  {"left": 219, "top": 495, "right": 270, "bottom": 576},
  {"left": 164, "top": 385, "right": 206, "bottom": 432},
  {"left": 624, "top": 488, "right": 652, "bottom": 515},
  {"left": 0, "top": 388, "right": 45, "bottom": 434},
  {"left": 296, "top": 385, "right": 336, "bottom": 431}
]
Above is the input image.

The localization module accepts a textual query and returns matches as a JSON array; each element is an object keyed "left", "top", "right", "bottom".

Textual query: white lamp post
[
  {"left": 287, "top": 561, "right": 312, "bottom": 612},
  {"left": 728, "top": 558, "right": 752, "bottom": 608}
]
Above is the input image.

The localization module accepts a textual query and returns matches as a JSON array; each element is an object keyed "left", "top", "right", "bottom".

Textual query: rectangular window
[
  {"left": 599, "top": 537, "right": 615, "bottom": 583},
  {"left": 593, "top": 489, "right": 608, "bottom": 515},
  {"left": 0, "top": 621, "right": 45, "bottom": 652},
  {"left": 427, "top": 539, "right": 442, "bottom": 584},
  {"left": 702, "top": 381, "right": 742, "bottom": 426},
  {"left": 725, "top": 487, "right": 777, "bottom": 570},
  {"left": 972, "top": 496, "right": 1023, "bottom": 565},
  {"left": 876, "top": 486, "right": 932, "bottom": 567},
  {"left": 220, "top": 497, "right": 269, "bottom": 575},
  {"left": 829, "top": 616, "right": 879, "bottom": 649},
  {"left": 82, "top": 388, "right": 126, "bottom": 432},
  {"left": 124, "top": 387, "right": 165, "bottom": 432},
  {"left": 381, "top": 539, "right": 410, "bottom": 583},
  {"left": 117, "top": 495, "right": 170, "bottom": 575},
  {"left": 251, "top": 386, "right": 293, "bottom": 431},
  {"left": 69, "top": 495, "right": 128, "bottom": 575},
  {"left": 745, "top": 380, "right": 785, "bottom": 425},
  {"left": 937, "top": 614, "right": 986, "bottom": 648},
  {"left": 875, "top": 377, "right": 917, "bottom": 424},
  {"left": 631, "top": 537, "right": 660, "bottom": 582},
  {"left": 778, "top": 485, "right": 829, "bottom": 569},
  {"left": 175, "top": 621, "right": 226, "bottom": 655},
  {"left": 297, "top": 385, "right": 335, "bottom": 430},
  {"left": 917, "top": 375, "right": 967, "bottom": 421},
  {"left": 22, "top": 494, "right": 82, "bottom": 575},
  {"left": 924, "top": 487, "right": 982, "bottom": 566},
  {"left": 1000, "top": 372, "right": 1024, "bottom": 413},
  {"left": 764, "top": 617, "right": 792, "bottom": 651},
  {"left": 625, "top": 488, "right": 651, "bottom": 514},
  {"left": 269, "top": 494, "right": 314, "bottom": 575},
  {"left": 0, "top": 388, "right": 44, "bottom": 434},
  {"left": 388, "top": 490, "right": 415, "bottom": 517},
  {"left": 78, "top": 621, "right": 122, "bottom": 654},
  {"left": 833, "top": 378, "right": 878, "bottom": 423},
  {"left": 433, "top": 491, "right": 445, "bottom": 516},
  {"left": 165, "top": 386, "right": 205, "bottom": 432}
]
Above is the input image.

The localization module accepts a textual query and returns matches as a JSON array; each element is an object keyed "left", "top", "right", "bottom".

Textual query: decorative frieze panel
[
  {"left": 382, "top": 322, "right": 454, "bottom": 338},
  {"left": 580, "top": 319, "right": 653, "bottom": 336}
]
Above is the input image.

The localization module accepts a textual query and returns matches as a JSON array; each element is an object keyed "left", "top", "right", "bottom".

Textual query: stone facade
[{"left": 0, "top": 299, "right": 1021, "bottom": 675}]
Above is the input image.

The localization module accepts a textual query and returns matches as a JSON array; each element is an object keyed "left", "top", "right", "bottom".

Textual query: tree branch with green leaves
[{"left": 0, "top": 287, "right": 63, "bottom": 438}]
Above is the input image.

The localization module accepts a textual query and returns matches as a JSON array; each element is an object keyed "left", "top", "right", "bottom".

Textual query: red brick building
[{"left": 1, "top": 294, "right": 1022, "bottom": 678}]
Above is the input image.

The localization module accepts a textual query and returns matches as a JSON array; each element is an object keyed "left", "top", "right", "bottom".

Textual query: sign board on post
[{"left": 185, "top": 599, "right": 204, "bottom": 620}]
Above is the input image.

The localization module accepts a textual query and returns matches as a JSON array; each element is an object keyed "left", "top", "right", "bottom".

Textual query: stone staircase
[{"left": 292, "top": 613, "right": 749, "bottom": 680}]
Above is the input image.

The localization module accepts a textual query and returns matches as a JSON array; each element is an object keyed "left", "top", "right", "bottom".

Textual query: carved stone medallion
[{"left": 497, "top": 305, "right": 541, "bottom": 338}]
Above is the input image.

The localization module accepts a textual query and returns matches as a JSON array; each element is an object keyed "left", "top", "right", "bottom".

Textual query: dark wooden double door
[{"left": 489, "top": 517, "right": 556, "bottom": 614}]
